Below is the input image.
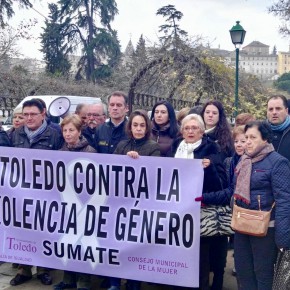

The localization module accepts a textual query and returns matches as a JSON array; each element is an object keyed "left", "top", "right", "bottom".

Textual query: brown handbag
[{"left": 231, "top": 195, "right": 275, "bottom": 237}]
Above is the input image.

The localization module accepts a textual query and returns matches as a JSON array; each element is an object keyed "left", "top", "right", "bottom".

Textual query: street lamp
[{"left": 229, "top": 21, "right": 246, "bottom": 118}]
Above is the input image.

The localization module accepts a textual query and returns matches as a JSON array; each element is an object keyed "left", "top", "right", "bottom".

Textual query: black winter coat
[
  {"left": 114, "top": 138, "right": 160, "bottom": 157},
  {"left": 0, "top": 129, "right": 11, "bottom": 147},
  {"left": 95, "top": 119, "right": 128, "bottom": 154},
  {"left": 10, "top": 126, "right": 63, "bottom": 150},
  {"left": 203, "top": 154, "right": 241, "bottom": 206},
  {"left": 82, "top": 126, "right": 97, "bottom": 150},
  {"left": 272, "top": 126, "right": 290, "bottom": 162},
  {"left": 171, "top": 136, "right": 227, "bottom": 193}
]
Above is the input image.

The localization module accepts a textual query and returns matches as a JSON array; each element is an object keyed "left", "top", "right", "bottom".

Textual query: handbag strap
[
  {"left": 234, "top": 196, "right": 275, "bottom": 211},
  {"left": 258, "top": 195, "right": 275, "bottom": 211}
]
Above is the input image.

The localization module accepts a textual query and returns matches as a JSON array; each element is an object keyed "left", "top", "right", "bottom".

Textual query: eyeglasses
[
  {"left": 23, "top": 113, "right": 42, "bottom": 118},
  {"left": 87, "top": 113, "right": 105, "bottom": 118},
  {"left": 184, "top": 126, "right": 200, "bottom": 132}
]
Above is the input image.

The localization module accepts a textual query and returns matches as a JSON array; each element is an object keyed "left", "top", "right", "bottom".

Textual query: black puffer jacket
[
  {"left": 170, "top": 136, "right": 227, "bottom": 193},
  {"left": 95, "top": 119, "right": 128, "bottom": 154},
  {"left": 10, "top": 126, "right": 63, "bottom": 150},
  {"left": 114, "top": 138, "right": 160, "bottom": 157}
]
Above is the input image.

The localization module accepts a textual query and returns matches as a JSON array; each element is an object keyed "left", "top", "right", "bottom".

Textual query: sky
[{"left": 9, "top": 0, "right": 290, "bottom": 60}]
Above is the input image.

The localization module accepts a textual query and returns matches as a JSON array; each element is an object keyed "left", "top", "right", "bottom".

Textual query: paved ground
[{"left": 0, "top": 250, "right": 237, "bottom": 290}]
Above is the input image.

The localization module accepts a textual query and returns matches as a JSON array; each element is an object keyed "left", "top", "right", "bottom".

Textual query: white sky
[{"left": 9, "top": 0, "right": 290, "bottom": 60}]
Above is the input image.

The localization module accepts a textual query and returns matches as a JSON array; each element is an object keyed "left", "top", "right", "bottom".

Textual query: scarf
[
  {"left": 270, "top": 115, "right": 290, "bottom": 132},
  {"left": 205, "top": 126, "right": 216, "bottom": 135},
  {"left": 234, "top": 143, "right": 274, "bottom": 204},
  {"left": 24, "top": 120, "right": 48, "bottom": 145},
  {"left": 174, "top": 139, "right": 202, "bottom": 159}
]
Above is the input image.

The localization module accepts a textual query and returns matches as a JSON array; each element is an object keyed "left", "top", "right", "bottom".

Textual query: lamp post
[{"left": 229, "top": 21, "right": 246, "bottom": 118}]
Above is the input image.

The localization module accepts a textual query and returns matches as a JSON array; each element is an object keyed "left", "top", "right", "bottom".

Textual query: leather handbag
[
  {"left": 231, "top": 195, "right": 275, "bottom": 237},
  {"left": 273, "top": 249, "right": 290, "bottom": 290},
  {"left": 200, "top": 205, "right": 234, "bottom": 236}
]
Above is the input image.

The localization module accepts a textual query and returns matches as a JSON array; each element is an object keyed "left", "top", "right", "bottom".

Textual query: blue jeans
[{"left": 234, "top": 228, "right": 277, "bottom": 290}]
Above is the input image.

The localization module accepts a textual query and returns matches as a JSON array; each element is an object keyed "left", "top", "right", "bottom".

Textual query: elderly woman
[
  {"left": 171, "top": 113, "right": 226, "bottom": 290},
  {"left": 232, "top": 121, "right": 290, "bottom": 290},
  {"left": 54, "top": 114, "right": 95, "bottom": 290},
  {"left": 60, "top": 114, "right": 96, "bottom": 153}
]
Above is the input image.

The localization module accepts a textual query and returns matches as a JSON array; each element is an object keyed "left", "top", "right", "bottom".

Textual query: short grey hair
[
  {"left": 181, "top": 113, "right": 205, "bottom": 132},
  {"left": 90, "top": 102, "right": 107, "bottom": 116}
]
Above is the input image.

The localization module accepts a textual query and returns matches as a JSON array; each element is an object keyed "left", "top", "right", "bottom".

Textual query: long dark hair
[
  {"left": 150, "top": 100, "right": 179, "bottom": 138},
  {"left": 201, "top": 100, "right": 234, "bottom": 156},
  {"left": 126, "top": 110, "right": 151, "bottom": 140}
]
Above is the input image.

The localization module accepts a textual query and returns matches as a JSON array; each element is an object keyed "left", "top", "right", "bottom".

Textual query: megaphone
[{"left": 48, "top": 97, "right": 71, "bottom": 118}]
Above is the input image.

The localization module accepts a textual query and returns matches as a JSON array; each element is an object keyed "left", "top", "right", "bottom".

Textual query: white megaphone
[{"left": 48, "top": 97, "right": 71, "bottom": 118}]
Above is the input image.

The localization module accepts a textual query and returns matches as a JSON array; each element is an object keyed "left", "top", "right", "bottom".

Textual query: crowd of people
[{"left": 0, "top": 91, "right": 290, "bottom": 290}]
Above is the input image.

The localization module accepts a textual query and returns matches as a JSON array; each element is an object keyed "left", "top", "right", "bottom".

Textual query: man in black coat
[
  {"left": 9, "top": 98, "right": 63, "bottom": 287},
  {"left": 267, "top": 95, "right": 290, "bottom": 161},
  {"left": 94, "top": 91, "right": 128, "bottom": 154}
]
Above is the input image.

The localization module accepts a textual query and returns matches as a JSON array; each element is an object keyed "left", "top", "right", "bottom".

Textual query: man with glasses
[
  {"left": 9, "top": 98, "right": 63, "bottom": 287},
  {"left": 82, "top": 102, "right": 107, "bottom": 150}
]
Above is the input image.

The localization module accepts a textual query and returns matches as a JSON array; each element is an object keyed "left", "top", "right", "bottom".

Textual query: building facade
[
  {"left": 277, "top": 47, "right": 290, "bottom": 75},
  {"left": 239, "top": 41, "right": 277, "bottom": 80}
]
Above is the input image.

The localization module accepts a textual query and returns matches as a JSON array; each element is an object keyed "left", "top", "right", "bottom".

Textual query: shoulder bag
[{"left": 231, "top": 195, "right": 275, "bottom": 237}]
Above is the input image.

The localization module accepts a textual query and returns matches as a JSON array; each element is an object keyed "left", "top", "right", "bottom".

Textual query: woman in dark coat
[
  {"left": 201, "top": 100, "right": 234, "bottom": 161},
  {"left": 115, "top": 109, "right": 160, "bottom": 157},
  {"left": 110, "top": 110, "right": 160, "bottom": 290},
  {"left": 232, "top": 121, "right": 290, "bottom": 290},
  {"left": 200, "top": 100, "right": 234, "bottom": 289},
  {"left": 150, "top": 100, "right": 179, "bottom": 157},
  {"left": 54, "top": 114, "right": 95, "bottom": 290},
  {"left": 172, "top": 113, "right": 226, "bottom": 290}
]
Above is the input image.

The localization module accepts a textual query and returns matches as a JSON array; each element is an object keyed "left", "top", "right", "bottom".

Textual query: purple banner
[{"left": 0, "top": 147, "right": 203, "bottom": 287}]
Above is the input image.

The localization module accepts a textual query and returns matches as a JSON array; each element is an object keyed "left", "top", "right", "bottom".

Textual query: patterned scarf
[
  {"left": 24, "top": 120, "right": 48, "bottom": 145},
  {"left": 174, "top": 139, "right": 202, "bottom": 159},
  {"left": 270, "top": 115, "right": 290, "bottom": 132},
  {"left": 234, "top": 143, "right": 274, "bottom": 204}
]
